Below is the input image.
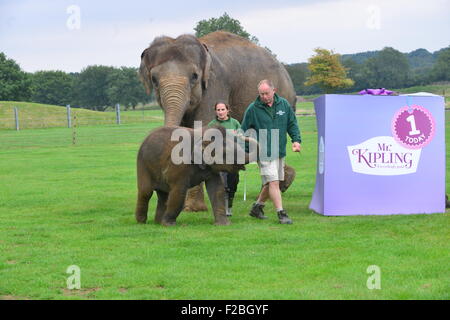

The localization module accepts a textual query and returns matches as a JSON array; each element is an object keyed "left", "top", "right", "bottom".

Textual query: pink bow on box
[{"left": 359, "top": 88, "right": 395, "bottom": 95}]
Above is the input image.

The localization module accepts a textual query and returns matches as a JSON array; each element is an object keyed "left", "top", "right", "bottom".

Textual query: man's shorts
[{"left": 258, "top": 157, "right": 285, "bottom": 185}]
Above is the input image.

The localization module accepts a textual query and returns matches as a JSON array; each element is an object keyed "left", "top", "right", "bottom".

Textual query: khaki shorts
[{"left": 258, "top": 157, "right": 285, "bottom": 185}]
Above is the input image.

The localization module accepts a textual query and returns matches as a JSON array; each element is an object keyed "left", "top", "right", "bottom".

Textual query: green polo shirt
[
  {"left": 241, "top": 94, "right": 301, "bottom": 160},
  {"left": 207, "top": 117, "right": 241, "bottom": 131}
]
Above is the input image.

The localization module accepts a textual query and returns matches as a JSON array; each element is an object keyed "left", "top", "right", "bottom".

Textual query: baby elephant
[{"left": 135, "top": 126, "right": 257, "bottom": 226}]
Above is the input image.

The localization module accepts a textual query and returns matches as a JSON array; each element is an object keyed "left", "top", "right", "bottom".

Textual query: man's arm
[{"left": 287, "top": 105, "right": 301, "bottom": 144}]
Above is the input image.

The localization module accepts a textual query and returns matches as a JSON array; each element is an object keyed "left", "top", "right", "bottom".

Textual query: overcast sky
[{"left": 1, "top": 0, "right": 449, "bottom": 73}]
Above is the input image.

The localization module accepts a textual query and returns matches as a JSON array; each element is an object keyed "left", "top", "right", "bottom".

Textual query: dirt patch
[
  {"left": 1, "top": 295, "right": 30, "bottom": 300},
  {"left": 62, "top": 287, "right": 101, "bottom": 297},
  {"left": 6, "top": 260, "right": 17, "bottom": 265}
]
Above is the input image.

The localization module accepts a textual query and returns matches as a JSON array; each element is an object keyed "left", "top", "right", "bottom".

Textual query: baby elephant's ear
[
  {"left": 139, "top": 49, "right": 152, "bottom": 95},
  {"left": 200, "top": 43, "right": 212, "bottom": 90}
]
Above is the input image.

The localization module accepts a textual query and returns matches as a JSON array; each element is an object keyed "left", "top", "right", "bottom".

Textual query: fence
[{"left": 0, "top": 104, "right": 164, "bottom": 130}]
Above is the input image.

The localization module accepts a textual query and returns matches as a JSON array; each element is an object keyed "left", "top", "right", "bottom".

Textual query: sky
[{"left": 0, "top": 0, "right": 449, "bottom": 73}]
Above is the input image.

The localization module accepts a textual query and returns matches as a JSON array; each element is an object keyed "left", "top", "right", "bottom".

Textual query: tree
[
  {"left": 73, "top": 65, "right": 115, "bottom": 111},
  {"left": 341, "top": 58, "right": 370, "bottom": 91},
  {"left": 194, "top": 12, "right": 259, "bottom": 43},
  {"left": 0, "top": 52, "right": 31, "bottom": 101},
  {"left": 30, "top": 71, "right": 74, "bottom": 106},
  {"left": 305, "top": 48, "right": 354, "bottom": 93},
  {"left": 285, "top": 63, "right": 321, "bottom": 95},
  {"left": 107, "top": 67, "right": 150, "bottom": 110},
  {"left": 194, "top": 13, "right": 278, "bottom": 57},
  {"left": 429, "top": 46, "right": 450, "bottom": 82},
  {"left": 363, "top": 47, "right": 411, "bottom": 89}
]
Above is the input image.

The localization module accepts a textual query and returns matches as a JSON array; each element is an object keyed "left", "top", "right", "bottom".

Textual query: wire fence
[
  {"left": 0, "top": 104, "right": 164, "bottom": 130},
  {"left": 0, "top": 104, "right": 165, "bottom": 149}
]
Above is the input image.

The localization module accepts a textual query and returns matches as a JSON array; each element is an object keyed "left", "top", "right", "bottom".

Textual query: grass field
[{"left": 0, "top": 102, "right": 449, "bottom": 300}]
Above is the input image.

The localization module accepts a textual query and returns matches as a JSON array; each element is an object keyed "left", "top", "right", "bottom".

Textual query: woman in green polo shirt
[{"left": 208, "top": 102, "right": 241, "bottom": 217}]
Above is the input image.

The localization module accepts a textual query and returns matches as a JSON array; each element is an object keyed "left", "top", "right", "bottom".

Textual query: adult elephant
[{"left": 139, "top": 31, "right": 296, "bottom": 211}]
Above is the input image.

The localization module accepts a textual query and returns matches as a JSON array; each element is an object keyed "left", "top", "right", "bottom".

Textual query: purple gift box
[{"left": 309, "top": 94, "right": 445, "bottom": 216}]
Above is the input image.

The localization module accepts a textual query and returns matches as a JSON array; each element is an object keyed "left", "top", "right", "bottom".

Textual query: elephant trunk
[{"left": 159, "top": 76, "right": 190, "bottom": 126}]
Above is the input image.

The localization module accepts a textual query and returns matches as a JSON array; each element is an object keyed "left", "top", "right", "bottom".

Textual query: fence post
[
  {"left": 116, "top": 104, "right": 121, "bottom": 125},
  {"left": 72, "top": 111, "right": 77, "bottom": 145},
  {"left": 14, "top": 107, "right": 19, "bottom": 131},
  {"left": 67, "top": 105, "right": 71, "bottom": 128}
]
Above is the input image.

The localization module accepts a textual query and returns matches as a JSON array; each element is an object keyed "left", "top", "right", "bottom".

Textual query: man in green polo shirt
[{"left": 241, "top": 80, "right": 301, "bottom": 224}]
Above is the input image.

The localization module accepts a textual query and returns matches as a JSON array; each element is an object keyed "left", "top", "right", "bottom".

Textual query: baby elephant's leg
[
  {"left": 161, "top": 186, "right": 188, "bottom": 226},
  {"left": 206, "top": 174, "right": 230, "bottom": 226},
  {"left": 154, "top": 190, "right": 168, "bottom": 224}
]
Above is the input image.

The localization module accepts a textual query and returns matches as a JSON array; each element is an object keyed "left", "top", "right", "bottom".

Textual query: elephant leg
[
  {"left": 135, "top": 188, "right": 154, "bottom": 224},
  {"left": 135, "top": 165, "right": 154, "bottom": 224},
  {"left": 205, "top": 174, "right": 230, "bottom": 226},
  {"left": 183, "top": 183, "right": 208, "bottom": 212},
  {"left": 154, "top": 190, "right": 168, "bottom": 224},
  {"left": 161, "top": 187, "right": 188, "bottom": 226}
]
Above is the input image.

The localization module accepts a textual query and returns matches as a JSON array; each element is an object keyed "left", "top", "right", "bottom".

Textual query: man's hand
[{"left": 292, "top": 142, "right": 301, "bottom": 152}]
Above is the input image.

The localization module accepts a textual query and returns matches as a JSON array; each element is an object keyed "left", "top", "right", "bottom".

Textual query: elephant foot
[
  {"left": 135, "top": 214, "right": 148, "bottom": 224},
  {"left": 161, "top": 218, "right": 177, "bottom": 226},
  {"left": 183, "top": 203, "right": 208, "bottom": 212},
  {"left": 184, "top": 184, "right": 208, "bottom": 212},
  {"left": 214, "top": 218, "right": 230, "bottom": 226}
]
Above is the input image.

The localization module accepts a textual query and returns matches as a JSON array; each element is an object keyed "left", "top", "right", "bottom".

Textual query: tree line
[
  {"left": 2, "top": 45, "right": 448, "bottom": 109},
  {"left": 0, "top": 53, "right": 151, "bottom": 110},
  {"left": 286, "top": 46, "right": 450, "bottom": 95}
]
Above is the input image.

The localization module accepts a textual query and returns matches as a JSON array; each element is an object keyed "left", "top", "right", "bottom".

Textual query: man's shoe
[
  {"left": 277, "top": 210, "right": 293, "bottom": 224},
  {"left": 226, "top": 207, "right": 232, "bottom": 217},
  {"left": 249, "top": 203, "right": 267, "bottom": 219}
]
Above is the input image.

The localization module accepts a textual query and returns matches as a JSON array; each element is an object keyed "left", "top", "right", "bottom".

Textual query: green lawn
[{"left": 0, "top": 109, "right": 449, "bottom": 300}]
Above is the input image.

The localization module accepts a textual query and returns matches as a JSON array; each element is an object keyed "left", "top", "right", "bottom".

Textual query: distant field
[{"left": 0, "top": 101, "right": 164, "bottom": 130}]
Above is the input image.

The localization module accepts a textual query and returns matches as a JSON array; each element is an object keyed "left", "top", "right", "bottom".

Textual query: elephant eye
[
  {"left": 191, "top": 72, "right": 198, "bottom": 81},
  {"left": 151, "top": 75, "right": 158, "bottom": 87}
]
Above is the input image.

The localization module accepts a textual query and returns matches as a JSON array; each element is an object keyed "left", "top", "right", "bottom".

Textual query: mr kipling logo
[
  {"left": 347, "top": 136, "right": 421, "bottom": 176},
  {"left": 347, "top": 104, "right": 435, "bottom": 176}
]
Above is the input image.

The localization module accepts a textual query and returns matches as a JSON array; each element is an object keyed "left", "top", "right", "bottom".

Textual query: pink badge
[{"left": 392, "top": 105, "right": 435, "bottom": 150}]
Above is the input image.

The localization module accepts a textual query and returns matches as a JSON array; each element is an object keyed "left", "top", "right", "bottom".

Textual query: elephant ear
[
  {"left": 201, "top": 43, "right": 212, "bottom": 91},
  {"left": 139, "top": 49, "right": 152, "bottom": 96}
]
